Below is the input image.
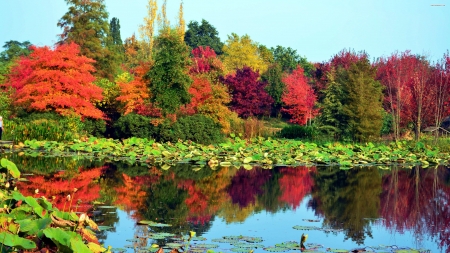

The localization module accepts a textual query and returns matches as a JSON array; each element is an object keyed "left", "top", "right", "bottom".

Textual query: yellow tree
[
  {"left": 177, "top": 1, "right": 185, "bottom": 41},
  {"left": 222, "top": 33, "right": 269, "bottom": 74},
  {"left": 139, "top": 0, "right": 158, "bottom": 61}
]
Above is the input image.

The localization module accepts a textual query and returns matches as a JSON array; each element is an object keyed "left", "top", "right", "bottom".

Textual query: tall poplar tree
[
  {"left": 57, "top": 0, "right": 115, "bottom": 79},
  {"left": 147, "top": 29, "right": 192, "bottom": 115},
  {"left": 342, "top": 60, "right": 384, "bottom": 141}
]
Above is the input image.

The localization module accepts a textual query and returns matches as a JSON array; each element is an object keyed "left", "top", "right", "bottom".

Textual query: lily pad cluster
[{"left": 10, "top": 137, "right": 450, "bottom": 170}]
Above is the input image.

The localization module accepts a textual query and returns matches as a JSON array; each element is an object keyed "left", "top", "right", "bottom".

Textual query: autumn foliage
[
  {"left": 7, "top": 43, "right": 104, "bottom": 119},
  {"left": 282, "top": 66, "right": 318, "bottom": 125},
  {"left": 221, "top": 67, "right": 273, "bottom": 118}
]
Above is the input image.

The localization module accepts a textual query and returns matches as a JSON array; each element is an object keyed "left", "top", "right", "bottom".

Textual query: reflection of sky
[{"left": 102, "top": 196, "right": 442, "bottom": 253}]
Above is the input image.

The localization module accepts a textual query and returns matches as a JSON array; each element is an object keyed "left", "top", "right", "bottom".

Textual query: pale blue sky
[{"left": 0, "top": 0, "right": 448, "bottom": 63}]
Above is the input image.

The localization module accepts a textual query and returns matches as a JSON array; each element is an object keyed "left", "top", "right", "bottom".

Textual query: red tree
[
  {"left": 180, "top": 76, "right": 213, "bottom": 115},
  {"left": 220, "top": 66, "right": 273, "bottom": 118},
  {"left": 376, "top": 51, "right": 415, "bottom": 140},
  {"left": 281, "top": 66, "right": 318, "bottom": 125},
  {"left": 190, "top": 46, "right": 224, "bottom": 74},
  {"left": 7, "top": 43, "right": 104, "bottom": 119}
]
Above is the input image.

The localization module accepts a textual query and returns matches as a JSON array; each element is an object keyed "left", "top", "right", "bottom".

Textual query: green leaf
[
  {"left": 1, "top": 158, "right": 20, "bottom": 178},
  {"left": 0, "top": 231, "right": 36, "bottom": 249},
  {"left": 16, "top": 218, "right": 52, "bottom": 236}
]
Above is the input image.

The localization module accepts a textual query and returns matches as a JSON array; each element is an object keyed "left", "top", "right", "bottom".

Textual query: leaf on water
[
  {"left": 292, "top": 225, "right": 321, "bottom": 231},
  {"left": 191, "top": 243, "right": 219, "bottom": 249},
  {"left": 263, "top": 247, "right": 289, "bottom": 252},
  {"left": 231, "top": 248, "right": 255, "bottom": 252},
  {"left": 212, "top": 238, "right": 240, "bottom": 244}
]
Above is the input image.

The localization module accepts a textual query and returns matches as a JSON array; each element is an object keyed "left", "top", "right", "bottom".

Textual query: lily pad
[
  {"left": 191, "top": 243, "right": 219, "bottom": 249},
  {"left": 263, "top": 247, "right": 289, "bottom": 252},
  {"left": 231, "top": 248, "right": 255, "bottom": 252},
  {"left": 211, "top": 238, "right": 240, "bottom": 244},
  {"left": 293, "top": 225, "right": 321, "bottom": 231}
]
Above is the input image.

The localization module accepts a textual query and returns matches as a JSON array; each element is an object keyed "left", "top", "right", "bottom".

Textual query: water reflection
[{"left": 3, "top": 153, "right": 450, "bottom": 252}]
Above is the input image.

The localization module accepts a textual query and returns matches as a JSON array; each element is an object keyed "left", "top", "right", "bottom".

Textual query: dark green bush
[
  {"left": 158, "top": 114, "right": 224, "bottom": 144},
  {"left": 113, "top": 113, "right": 156, "bottom": 139},
  {"left": 278, "top": 124, "right": 317, "bottom": 140},
  {"left": 83, "top": 118, "right": 106, "bottom": 137}
]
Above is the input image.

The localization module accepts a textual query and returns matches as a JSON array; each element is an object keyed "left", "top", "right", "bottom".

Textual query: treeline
[{"left": 0, "top": 0, "right": 449, "bottom": 143}]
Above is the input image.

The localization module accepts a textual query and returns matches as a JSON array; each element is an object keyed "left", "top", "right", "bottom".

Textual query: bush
[
  {"left": 278, "top": 124, "right": 317, "bottom": 140},
  {"left": 4, "top": 113, "right": 86, "bottom": 142},
  {"left": 158, "top": 114, "right": 224, "bottom": 144},
  {"left": 83, "top": 118, "right": 106, "bottom": 137},
  {"left": 113, "top": 113, "right": 156, "bottom": 139}
]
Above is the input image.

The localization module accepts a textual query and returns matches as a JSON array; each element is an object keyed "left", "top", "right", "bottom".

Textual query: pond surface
[{"left": 2, "top": 153, "right": 449, "bottom": 252}]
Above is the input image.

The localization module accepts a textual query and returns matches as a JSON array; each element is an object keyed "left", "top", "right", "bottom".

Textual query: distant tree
[
  {"left": 262, "top": 63, "right": 285, "bottom": 116},
  {"left": 220, "top": 66, "right": 273, "bottom": 118},
  {"left": 0, "top": 40, "right": 32, "bottom": 63},
  {"left": 342, "top": 59, "right": 384, "bottom": 141},
  {"left": 281, "top": 66, "right": 318, "bottom": 125},
  {"left": 185, "top": 19, "right": 224, "bottom": 55},
  {"left": 222, "top": 33, "right": 269, "bottom": 74},
  {"left": 57, "top": 0, "right": 116, "bottom": 79},
  {"left": 138, "top": 0, "right": 158, "bottom": 61},
  {"left": 147, "top": 29, "right": 192, "bottom": 115},
  {"left": 270, "top": 45, "right": 313, "bottom": 76},
  {"left": 7, "top": 43, "right": 104, "bottom": 119},
  {"left": 109, "top": 17, "right": 123, "bottom": 46}
]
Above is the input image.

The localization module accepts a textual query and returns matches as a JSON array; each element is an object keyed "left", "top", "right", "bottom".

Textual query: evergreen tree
[
  {"left": 262, "top": 63, "right": 285, "bottom": 116},
  {"left": 342, "top": 60, "right": 384, "bottom": 141},
  {"left": 147, "top": 29, "right": 192, "bottom": 115},
  {"left": 317, "top": 67, "right": 348, "bottom": 139},
  {"left": 109, "top": 17, "right": 123, "bottom": 46},
  {"left": 185, "top": 19, "right": 224, "bottom": 55},
  {"left": 57, "top": 0, "right": 116, "bottom": 79}
]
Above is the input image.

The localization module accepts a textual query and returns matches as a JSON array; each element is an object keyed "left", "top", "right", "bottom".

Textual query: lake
[{"left": 2, "top": 153, "right": 448, "bottom": 252}]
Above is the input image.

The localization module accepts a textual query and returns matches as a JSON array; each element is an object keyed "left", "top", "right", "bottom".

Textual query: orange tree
[{"left": 7, "top": 43, "right": 104, "bottom": 119}]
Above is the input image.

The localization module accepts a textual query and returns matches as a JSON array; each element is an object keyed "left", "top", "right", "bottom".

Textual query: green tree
[
  {"left": 343, "top": 60, "right": 384, "bottom": 141},
  {"left": 0, "top": 41, "right": 32, "bottom": 63},
  {"left": 317, "top": 67, "right": 348, "bottom": 139},
  {"left": 261, "top": 63, "right": 285, "bottom": 116},
  {"left": 184, "top": 19, "right": 224, "bottom": 55},
  {"left": 109, "top": 17, "right": 123, "bottom": 46},
  {"left": 271, "top": 45, "right": 314, "bottom": 76},
  {"left": 57, "top": 0, "right": 116, "bottom": 79},
  {"left": 147, "top": 29, "right": 192, "bottom": 115}
]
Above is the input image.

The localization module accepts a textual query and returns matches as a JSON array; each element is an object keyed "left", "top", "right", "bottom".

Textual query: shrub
[
  {"left": 83, "top": 118, "right": 106, "bottom": 137},
  {"left": 113, "top": 113, "right": 156, "bottom": 139},
  {"left": 158, "top": 114, "right": 224, "bottom": 144},
  {"left": 4, "top": 113, "right": 85, "bottom": 142},
  {"left": 278, "top": 124, "right": 317, "bottom": 140}
]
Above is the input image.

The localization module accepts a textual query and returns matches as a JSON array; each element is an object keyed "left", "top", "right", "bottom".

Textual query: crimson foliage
[{"left": 220, "top": 66, "right": 273, "bottom": 118}]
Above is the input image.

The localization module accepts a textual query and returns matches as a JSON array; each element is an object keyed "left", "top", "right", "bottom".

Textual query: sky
[{"left": 0, "top": 0, "right": 448, "bottom": 63}]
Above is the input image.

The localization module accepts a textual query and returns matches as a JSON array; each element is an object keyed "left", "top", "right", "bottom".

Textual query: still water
[{"left": 3, "top": 154, "right": 450, "bottom": 252}]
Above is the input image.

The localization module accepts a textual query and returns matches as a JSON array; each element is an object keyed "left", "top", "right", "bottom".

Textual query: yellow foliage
[
  {"left": 222, "top": 33, "right": 269, "bottom": 75},
  {"left": 139, "top": 0, "right": 158, "bottom": 61}
]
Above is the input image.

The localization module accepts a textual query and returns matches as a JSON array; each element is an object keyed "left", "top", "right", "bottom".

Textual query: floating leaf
[
  {"left": 231, "top": 248, "right": 254, "bottom": 252},
  {"left": 264, "top": 247, "right": 289, "bottom": 252},
  {"left": 191, "top": 243, "right": 219, "bottom": 249}
]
